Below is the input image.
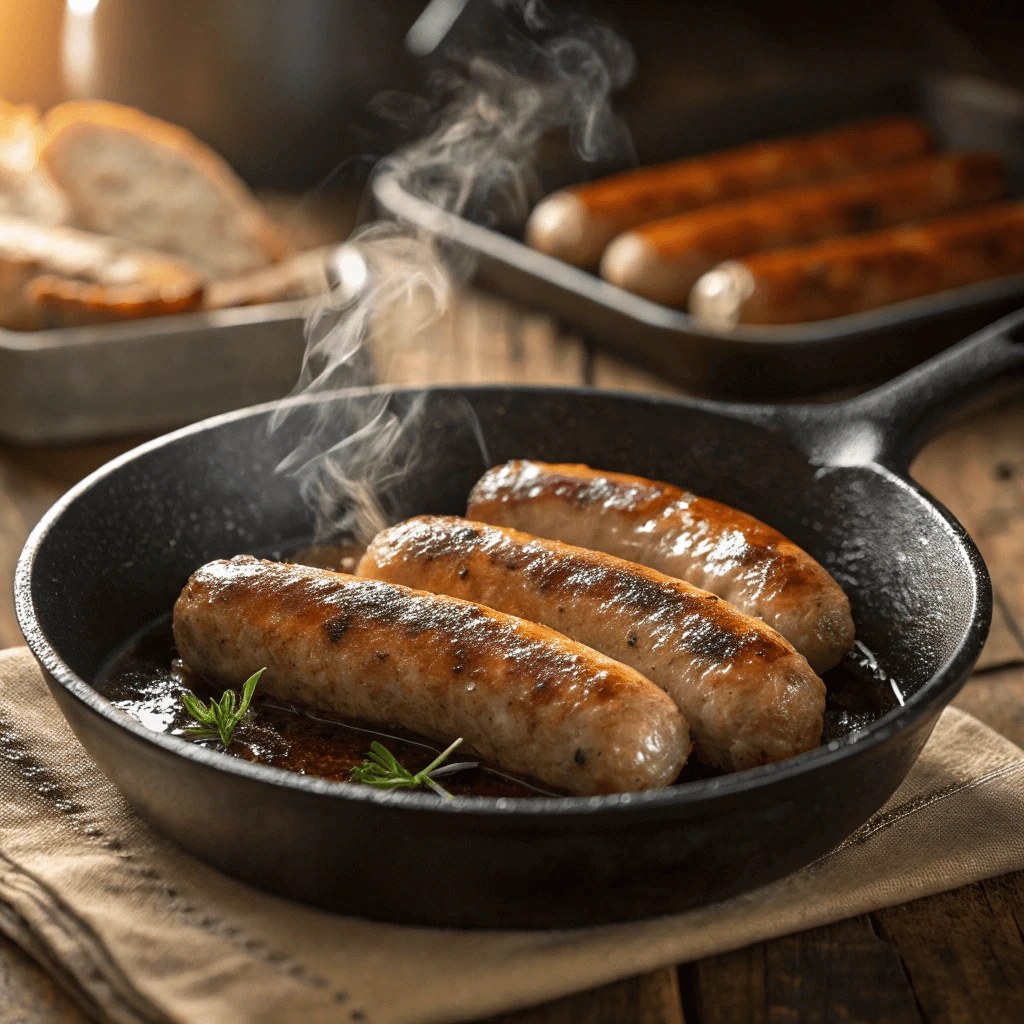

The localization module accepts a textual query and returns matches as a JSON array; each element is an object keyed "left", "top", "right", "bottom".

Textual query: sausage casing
[
  {"left": 600, "top": 152, "right": 1005, "bottom": 308},
  {"left": 689, "top": 201, "right": 1024, "bottom": 328},
  {"left": 173, "top": 555, "right": 689, "bottom": 795},
  {"left": 467, "top": 461, "right": 854, "bottom": 675},
  {"left": 359, "top": 517, "right": 826, "bottom": 773},
  {"left": 525, "top": 116, "right": 932, "bottom": 268}
]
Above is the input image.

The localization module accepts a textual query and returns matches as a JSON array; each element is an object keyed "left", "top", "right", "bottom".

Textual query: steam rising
[{"left": 273, "top": 0, "right": 635, "bottom": 548}]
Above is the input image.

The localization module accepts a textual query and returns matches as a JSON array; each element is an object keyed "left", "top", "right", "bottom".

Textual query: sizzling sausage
[
  {"left": 467, "top": 461, "right": 854, "bottom": 675},
  {"left": 600, "top": 152, "right": 1005, "bottom": 308},
  {"left": 524, "top": 116, "right": 932, "bottom": 269},
  {"left": 173, "top": 555, "right": 689, "bottom": 795},
  {"left": 359, "top": 517, "right": 826, "bottom": 773},
  {"left": 689, "top": 201, "right": 1024, "bottom": 328}
]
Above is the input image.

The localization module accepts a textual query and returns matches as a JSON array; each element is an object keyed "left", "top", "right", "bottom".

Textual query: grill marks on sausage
[
  {"left": 360, "top": 517, "right": 826, "bottom": 772},
  {"left": 180, "top": 555, "right": 628, "bottom": 712},
  {"left": 174, "top": 556, "right": 690, "bottom": 793},
  {"left": 365, "top": 516, "right": 792, "bottom": 669},
  {"left": 468, "top": 460, "right": 813, "bottom": 599},
  {"left": 467, "top": 459, "right": 855, "bottom": 676}
]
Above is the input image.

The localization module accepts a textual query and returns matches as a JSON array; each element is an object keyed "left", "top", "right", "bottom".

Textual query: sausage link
[
  {"left": 360, "top": 517, "right": 826, "bottom": 773},
  {"left": 173, "top": 555, "right": 689, "bottom": 795},
  {"left": 467, "top": 461, "right": 854, "bottom": 675},
  {"left": 689, "top": 201, "right": 1024, "bottom": 328},
  {"left": 525, "top": 116, "right": 932, "bottom": 268},
  {"left": 601, "top": 152, "right": 1005, "bottom": 308}
]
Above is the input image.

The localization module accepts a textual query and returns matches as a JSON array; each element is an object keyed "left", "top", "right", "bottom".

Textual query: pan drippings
[{"left": 96, "top": 614, "right": 900, "bottom": 797}]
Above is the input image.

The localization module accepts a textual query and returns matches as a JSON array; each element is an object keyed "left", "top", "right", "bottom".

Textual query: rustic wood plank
[
  {"left": 0, "top": 933, "right": 90, "bottom": 1024},
  {"left": 872, "top": 871, "right": 1024, "bottom": 1024},
  {"left": 590, "top": 352, "right": 689, "bottom": 398},
  {"left": 374, "top": 289, "right": 587, "bottom": 388},
  {"left": 954, "top": 664, "right": 1024, "bottom": 748},
  {"left": 0, "top": 438, "right": 143, "bottom": 650},
  {"left": 688, "top": 916, "right": 923, "bottom": 1024},
  {"left": 911, "top": 398, "right": 1024, "bottom": 670},
  {"left": 484, "top": 966, "right": 684, "bottom": 1024}
]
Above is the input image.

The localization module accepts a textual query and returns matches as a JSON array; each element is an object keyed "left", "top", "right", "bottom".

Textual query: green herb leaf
[
  {"left": 349, "top": 737, "right": 472, "bottom": 799},
  {"left": 179, "top": 668, "right": 266, "bottom": 749}
]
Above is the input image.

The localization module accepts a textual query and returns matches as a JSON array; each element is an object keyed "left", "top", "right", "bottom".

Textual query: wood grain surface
[{"left": 0, "top": 288, "right": 1022, "bottom": 1023}]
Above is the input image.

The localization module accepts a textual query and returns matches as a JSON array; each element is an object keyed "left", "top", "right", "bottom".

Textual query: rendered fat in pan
[
  {"left": 467, "top": 461, "right": 855, "bottom": 674},
  {"left": 359, "top": 516, "right": 826, "bottom": 773},
  {"left": 524, "top": 116, "right": 933, "bottom": 269},
  {"left": 600, "top": 152, "right": 1006, "bottom": 309},
  {"left": 172, "top": 555, "right": 690, "bottom": 795},
  {"left": 690, "top": 201, "right": 1024, "bottom": 328}
]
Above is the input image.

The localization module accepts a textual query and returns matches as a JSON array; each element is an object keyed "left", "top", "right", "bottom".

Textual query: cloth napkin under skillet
[{"left": 1, "top": 647, "right": 1023, "bottom": 1024}]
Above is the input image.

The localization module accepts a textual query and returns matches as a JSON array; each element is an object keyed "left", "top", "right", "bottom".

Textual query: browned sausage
[
  {"left": 689, "top": 201, "right": 1024, "bottom": 328},
  {"left": 173, "top": 555, "right": 690, "bottom": 795},
  {"left": 601, "top": 152, "right": 1005, "bottom": 308},
  {"left": 359, "top": 517, "right": 826, "bottom": 773},
  {"left": 525, "top": 117, "right": 932, "bottom": 268},
  {"left": 467, "top": 461, "right": 855, "bottom": 674}
]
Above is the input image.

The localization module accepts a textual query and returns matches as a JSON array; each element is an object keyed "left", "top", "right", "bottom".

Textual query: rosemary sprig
[
  {"left": 180, "top": 668, "right": 265, "bottom": 748},
  {"left": 349, "top": 737, "right": 473, "bottom": 799}
]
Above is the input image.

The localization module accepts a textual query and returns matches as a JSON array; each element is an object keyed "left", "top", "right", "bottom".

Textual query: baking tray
[
  {"left": 374, "top": 72, "right": 1024, "bottom": 399},
  {"left": 0, "top": 300, "right": 311, "bottom": 445}
]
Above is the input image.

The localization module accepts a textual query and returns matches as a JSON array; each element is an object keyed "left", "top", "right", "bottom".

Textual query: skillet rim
[{"left": 13, "top": 384, "right": 992, "bottom": 818}]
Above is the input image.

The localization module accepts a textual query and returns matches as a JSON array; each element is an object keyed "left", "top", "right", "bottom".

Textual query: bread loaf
[{"left": 40, "top": 101, "right": 292, "bottom": 279}]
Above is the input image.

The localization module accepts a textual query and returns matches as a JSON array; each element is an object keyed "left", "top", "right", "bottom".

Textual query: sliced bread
[
  {"left": 0, "top": 99, "right": 70, "bottom": 225},
  {"left": 0, "top": 215, "right": 203, "bottom": 330},
  {"left": 39, "top": 101, "right": 292, "bottom": 279}
]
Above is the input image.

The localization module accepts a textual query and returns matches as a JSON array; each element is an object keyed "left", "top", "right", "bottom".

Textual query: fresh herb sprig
[
  {"left": 180, "top": 668, "right": 265, "bottom": 748},
  {"left": 349, "top": 737, "right": 474, "bottom": 799}
]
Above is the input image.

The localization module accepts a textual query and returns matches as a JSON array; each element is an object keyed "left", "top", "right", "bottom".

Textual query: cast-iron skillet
[{"left": 14, "top": 308, "right": 1024, "bottom": 928}]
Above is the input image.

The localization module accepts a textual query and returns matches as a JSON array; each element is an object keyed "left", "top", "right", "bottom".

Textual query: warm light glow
[{"left": 62, "top": 0, "right": 100, "bottom": 98}]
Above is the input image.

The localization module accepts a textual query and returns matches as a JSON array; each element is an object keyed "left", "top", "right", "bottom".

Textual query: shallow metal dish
[
  {"left": 0, "top": 300, "right": 311, "bottom": 445},
  {"left": 374, "top": 72, "right": 1024, "bottom": 399}
]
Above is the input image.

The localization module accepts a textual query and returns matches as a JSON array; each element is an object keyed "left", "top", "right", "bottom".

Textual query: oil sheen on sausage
[
  {"left": 600, "top": 152, "right": 1005, "bottom": 308},
  {"left": 524, "top": 116, "right": 932, "bottom": 268},
  {"left": 172, "top": 555, "right": 689, "bottom": 795},
  {"left": 359, "top": 517, "right": 826, "bottom": 773},
  {"left": 689, "top": 201, "right": 1024, "bottom": 328},
  {"left": 467, "top": 461, "right": 855, "bottom": 675}
]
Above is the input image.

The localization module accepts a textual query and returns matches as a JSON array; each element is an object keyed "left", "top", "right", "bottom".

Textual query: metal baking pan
[
  {"left": 0, "top": 300, "right": 311, "bottom": 445},
  {"left": 374, "top": 72, "right": 1024, "bottom": 399}
]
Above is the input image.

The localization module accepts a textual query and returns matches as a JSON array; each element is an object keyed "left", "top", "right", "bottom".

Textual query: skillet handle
[{"left": 828, "top": 306, "right": 1024, "bottom": 473}]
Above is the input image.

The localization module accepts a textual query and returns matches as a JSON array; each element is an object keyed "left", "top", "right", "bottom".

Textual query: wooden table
[{"left": 1, "top": 289, "right": 1023, "bottom": 1023}]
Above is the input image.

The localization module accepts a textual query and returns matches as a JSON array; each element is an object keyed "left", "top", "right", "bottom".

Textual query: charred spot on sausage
[
  {"left": 324, "top": 617, "right": 350, "bottom": 643},
  {"left": 574, "top": 748, "right": 586, "bottom": 765}
]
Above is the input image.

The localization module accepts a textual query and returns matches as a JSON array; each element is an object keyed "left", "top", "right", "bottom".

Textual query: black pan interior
[{"left": 31, "top": 387, "right": 978, "bottom": 721}]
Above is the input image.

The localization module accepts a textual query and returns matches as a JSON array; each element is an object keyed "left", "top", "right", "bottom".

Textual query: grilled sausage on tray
[
  {"left": 525, "top": 116, "right": 932, "bottom": 269},
  {"left": 467, "top": 460, "right": 855, "bottom": 674},
  {"left": 173, "top": 555, "right": 690, "bottom": 795},
  {"left": 359, "top": 516, "right": 826, "bottom": 772},
  {"left": 600, "top": 152, "right": 1005, "bottom": 309},
  {"left": 689, "top": 201, "right": 1024, "bottom": 328}
]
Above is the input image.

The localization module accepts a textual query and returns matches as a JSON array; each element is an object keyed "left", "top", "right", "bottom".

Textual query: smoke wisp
[{"left": 273, "top": 0, "right": 635, "bottom": 549}]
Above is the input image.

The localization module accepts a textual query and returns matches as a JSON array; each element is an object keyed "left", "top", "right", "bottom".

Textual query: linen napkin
[{"left": 1, "top": 646, "right": 1023, "bottom": 1024}]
